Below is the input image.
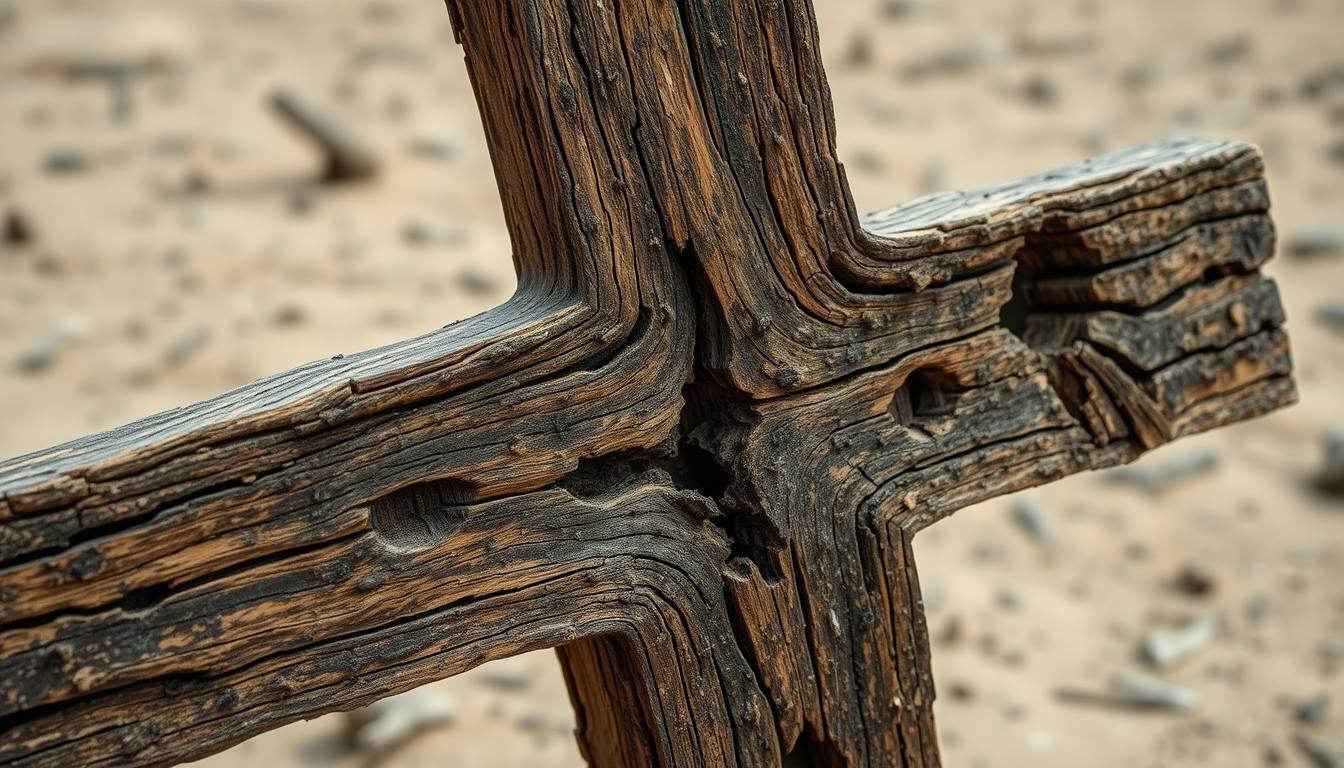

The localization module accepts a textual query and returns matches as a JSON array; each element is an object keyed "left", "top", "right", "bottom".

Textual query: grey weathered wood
[{"left": 0, "top": 1, "right": 1296, "bottom": 767}]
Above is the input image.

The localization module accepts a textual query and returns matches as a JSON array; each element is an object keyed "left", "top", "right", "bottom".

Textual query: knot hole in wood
[
  {"left": 366, "top": 480, "right": 475, "bottom": 550},
  {"left": 887, "top": 366, "right": 962, "bottom": 428}
]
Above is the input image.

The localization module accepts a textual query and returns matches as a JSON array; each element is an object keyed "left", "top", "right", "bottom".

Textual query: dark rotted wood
[{"left": 0, "top": 1, "right": 1296, "bottom": 767}]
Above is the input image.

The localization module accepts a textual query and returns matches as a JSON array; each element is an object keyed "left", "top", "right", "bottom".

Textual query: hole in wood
[
  {"left": 367, "top": 480, "right": 474, "bottom": 550},
  {"left": 999, "top": 260, "right": 1036, "bottom": 341},
  {"left": 888, "top": 367, "right": 960, "bottom": 427},
  {"left": 670, "top": 442, "right": 732, "bottom": 502},
  {"left": 782, "top": 725, "right": 848, "bottom": 768}
]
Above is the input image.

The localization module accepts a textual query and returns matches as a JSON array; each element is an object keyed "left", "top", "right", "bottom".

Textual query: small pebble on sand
[
  {"left": 1174, "top": 562, "right": 1217, "bottom": 597},
  {"left": 1011, "top": 494, "right": 1053, "bottom": 545},
  {"left": 1317, "top": 302, "right": 1344, "bottom": 332},
  {"left": 1320, "top": 428, "right": 1344, "bottom": 494},
  {"left": 346, "top": 689, "right": 457, "bottom": 754},
  {"left": 1144, "top": 614, "right": 1220, "bottom": 669},
  {"left": 1288, "top": 222, "right": 1344, "bottom": 259},
  {"left": 1100, "top": 448, "right": 1219, "bottom": 493}
]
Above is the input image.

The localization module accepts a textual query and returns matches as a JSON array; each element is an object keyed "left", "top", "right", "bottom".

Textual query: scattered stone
[
  {"left": 408, "top": 135, "right": 463, "bottom": 162},
  {"left": 235, "top": 0, "right": 288, "bottom": 21},
  {"left": 3, "top": 12, "right": 197, "bottom": 76},
  {"left": 1124, "top": 541, "right": 1150, "bottom": 561},
  {"left": 1013, "top": 34, "right": 1095, "bottom": 58},
  {"left": 277, "top": 190, "right": 311, "bottom": 219},
  {"left": 1296, "top": 694, "right": 1331, "bottom": 726},
  {"left": 948, "top": 681, "right": 976, "bottom": 702},
  {"left": 851, "top": 149, "right": 885, "bottom": 175},
  {"left": 1057, "top": 672, "right": 1199, "bottom": 712},
  {"left": 1321, "top": 635, "right": 1344, "bottom": 662},
  {"left": 3, "top": 208, "right": 34, "bottom": 247},
  {"left": 1320, "top": 428, "right": 1344, "bottom": 494},
  {"left": 160, "top": 247, "right": 190, "bottom": 269},
  {"left": 150, "top": 135, "right": 196, "bottom": 158},
  {"left": 474, "top": 666, "right": 531, "bottom": 693},
  {"left": 1022, "top": 74, "right": 1059, "bottom": 106},
  {"left": 180, "top": 170, "right": 211, "bottom": 195},
  {"left": 1110, "top": 671, "right": 1200, "bottom": 711},
  {"left": 1331, "top": 140, "right": 1344, "bottom": 165},
  {"left": 1000, "top": 695, "right": 1027, "bottom": 720},
  {"left": 44, "top": 149, "right": 94, "bottom": 175},
  {"left": 1173, "top": 563, "right": 1217, "bottom": 598},
  {"left": 846, "top": 31, "right": 874, "bottom": 68},
  {"left": 1206, "top": 37, "right": 1251, "bottom": 65},
  {"left": 362, "top": 0, "right": 403, "bottom": 24},
  {"left": 899, "top": 43, "right": 985, "bottom": 80},
  {"left": 270, "top": 89, "right": 379, "bottom": 184},
  {"left": 345, "top": 689, "right": 457, "bottom": 753},
  {"left": 515, "top": 711, "right": 575, "bottom": 735},
  {"left": 1297, "top": 735, "right": 1344, "bottom": 768},
  {"left": 1286, "top": 222, "right": 1344, "bottom": 259},
  {"left": 1317, "top": 302, "right": 1344, "bottom": 333},
  {"left": 1101, "top": 448, "right": 1219, "bottom": 493},
  {"left": 934, "top": 614, "right": 963, "bottom": 647},
  {"left": 1121, "top": 66, "right": 1154, "bottom": 91},
  {"left": 404, "top": 219, "right": 469, "bottom": 248},
  {"left": 457, "top": 267, "right": 502, "bottom": 296},
  {"left": 860, "top": 96, "right": 903, "bottom": 125},
  {"left": 976, "top": 632, "right": 998, "bottom": 657},
  {"left": 1010, "top": 494, "right": 1053, "bottom": 545},
  {"left": 271, "top": 305, "right": 305, "bottom": 328},
  {"left": 1264, "top": 743, "right": 1286, "bottom": 766},
  {"left": 972, "top": 534, "right": 1007, "bottom": 562},
  {"left": 166, "top": 325, "right": 210, "bottom": 366},
  {"left": 1301, "top": 63, "right": 1344, "bottom": 101},
  {"left": 1144, "top": 615, "right": 1220, "bottom": 669},
  {"left": 1257, "top": 85, "right": 1288, "bottom": 107},
  {"left": 880, "top": 0, "right": 920, "bottom": 19},
  {"left": 17, "top": 315, "right": 91, "bottom": 373},
  {"left": 1246, "top": 595, "right": 1272, "bottom": 625},
  {"left": 1198, "top": 716, "right": 1226, "bottom": 735},
  {"left": 996, "top": 587, "right": 1022, "bottom": 611},
  {"left": 354, "top": 39, "right": 423, "bottom": 68}
]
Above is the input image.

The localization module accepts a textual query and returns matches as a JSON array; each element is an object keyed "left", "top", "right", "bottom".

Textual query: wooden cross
[{"left": 0, "top": 1, "right": 1296, "bottom": 766}]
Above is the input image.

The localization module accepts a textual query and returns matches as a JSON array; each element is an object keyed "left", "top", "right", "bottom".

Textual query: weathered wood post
[{"left": 0, "top": 1, "right": 1294, "bottom": 766}]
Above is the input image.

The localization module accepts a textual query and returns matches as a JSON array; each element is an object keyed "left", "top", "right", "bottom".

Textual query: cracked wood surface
[{"left": 0, "top": 1, "right": 1296, "bottom": 767}]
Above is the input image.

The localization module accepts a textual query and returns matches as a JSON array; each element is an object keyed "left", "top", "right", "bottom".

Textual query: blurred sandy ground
[{"left": 1, "top": 0, "right": 1342, "bottom": 766}]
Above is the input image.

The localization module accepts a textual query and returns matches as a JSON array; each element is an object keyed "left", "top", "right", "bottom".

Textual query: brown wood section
[{"left": 0, "top": 1, "right": 1296, "bottom": 767}]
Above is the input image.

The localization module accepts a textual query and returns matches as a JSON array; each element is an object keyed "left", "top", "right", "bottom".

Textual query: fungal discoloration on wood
[{"left": 0, "top": 1, "right": 1295, "bottom": 766}]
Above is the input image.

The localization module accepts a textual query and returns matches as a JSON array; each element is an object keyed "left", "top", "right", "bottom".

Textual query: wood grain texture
[{"left": 0, "top": 0, "right": 1296, "bottom": 766}]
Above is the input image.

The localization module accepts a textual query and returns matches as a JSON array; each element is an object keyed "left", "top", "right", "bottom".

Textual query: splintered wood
[{"left": 0, "top": 1, "right": 1295, "bottom": 767}]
